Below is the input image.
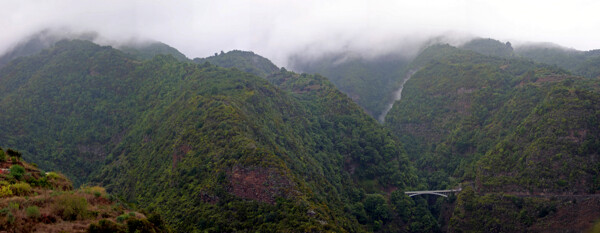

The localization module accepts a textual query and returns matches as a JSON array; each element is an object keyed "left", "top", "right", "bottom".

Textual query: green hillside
[
  {"left": 2, "top": 36, "right": 600, "bottom": 232},
  {"left": 515, "top": 44, "right": 600, "bottom": 78},
  {"left": 193, "top": 50, "right": 279, "bottom": 78},
  {"left": 387, "top": 43, "right": 600, "bottom": 193},
  {"left": 0, "top": 39, "right": 439, "bottom": 232},
  {"left": 0, "top": 148, "right": 169, "bottom": 232},
  {"left": 118, "top": 41, "right": 189, "bottom": 62},
  {"left": 289, "top": 52, "right": 412, "bottom": 119},
  {"left": 0, "top": 40, "right": 143, "bottom": 185},
  {"left": 385, "top": 43, "right": 600, "bottom": 232},
  {"left": 461, "top": 38, "right": 514, "bottom": 58}
]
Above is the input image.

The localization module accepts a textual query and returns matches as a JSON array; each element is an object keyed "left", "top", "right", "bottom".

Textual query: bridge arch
[
  {"left": 404, "top": 188, "right": 461, "bottom": 198},
  {"left": 408, "top": 192, "right": 448, "bottom": 198}
]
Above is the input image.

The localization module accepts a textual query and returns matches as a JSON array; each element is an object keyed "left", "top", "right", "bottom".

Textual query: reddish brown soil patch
[{"left": 228, "top": 166, "right": 296, "bottom": 204}]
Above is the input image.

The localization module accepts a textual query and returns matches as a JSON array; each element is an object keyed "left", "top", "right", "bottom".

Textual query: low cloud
[{"left": 2, "top": 0, "right": 600, "bottom": 67}]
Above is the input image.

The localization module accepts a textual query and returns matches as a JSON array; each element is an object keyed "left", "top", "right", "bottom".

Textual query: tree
[
  {"left": 6, "top": 149, "right": 22, "bottom": 162},
  {"left": 9, "top": 165, "right": 25, "bottom": 180},
  {"left": 0, "top": 147, "right": 5, "bottom": 162},
  {"left": 364, "top": 194, "right": 390, "bottom": 222}
]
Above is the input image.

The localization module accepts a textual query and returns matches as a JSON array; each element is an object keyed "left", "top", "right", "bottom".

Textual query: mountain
[
  {"left": 0, "top": 39, "right": 439, "bottom": 232},
  {"left": 3, "top": 33, "right": 600, "bottom": 232},
  {"left": 289, "top": 52, "right": 412, "bottom": 120},
  {"left": 460, "top": 38, "right": 514, "bottom": 58},
  {"left": 0, "top": 30, "right": 96, "bottom": 68},
  {"left": 0, "top": 30, "right": 189, "bottom": 69},
  {"left": 117, "top": 41, "right": 189, "bottom": 62},
  {"left": 193, "top": 50, "right": 279, "bottom": 78},
  {"left": 0, "top": 147, "right": 168, "bottom": 232},
  {"left": 384, "top": 43, "right": 600, "bottom": 232},
  {"left": 515, "top": 43, "right": 600, "bottom": 78}
]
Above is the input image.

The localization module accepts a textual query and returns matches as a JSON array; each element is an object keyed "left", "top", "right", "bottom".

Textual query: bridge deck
[{"left": 404, "top": 188, "right": 462, "bottom": 197}]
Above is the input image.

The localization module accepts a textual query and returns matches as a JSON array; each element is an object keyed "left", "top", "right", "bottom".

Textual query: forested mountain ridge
[
  {"left": 514, "top": 43, "right": 600, "bottom": 78},
  {"left": 384, "top": 43, "right": 600, "bottom": 232},
  {"left": 193, "top": 50, "right": 279, "bottom": 78},
  {"left": 1, "top": 34, "right": 600, "bottom": 232},
  {"left": 0, "top": 40, "right": 142, "bottom": 185},
  {"left": 386, "top": 43, "right": 600, "bottom": 193},
  {"left": 0, "top": 39, "right": 439, "bottom": 232}
]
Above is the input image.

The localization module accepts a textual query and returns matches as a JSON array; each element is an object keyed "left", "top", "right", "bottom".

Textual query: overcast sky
[{"left": 2, "top": 0, "right": 600, "bottom": 66}]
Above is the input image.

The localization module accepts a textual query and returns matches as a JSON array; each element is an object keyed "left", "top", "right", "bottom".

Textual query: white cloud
[{"left": 1, "top": 0, "right": 600, "bottom": 66}]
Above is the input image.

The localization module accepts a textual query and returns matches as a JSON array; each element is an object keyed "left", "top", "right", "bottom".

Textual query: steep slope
[
  {"left": 461, "top": 38, "right": 514, "bottom": 58},
  {"left": 193, "top": 50, "right": 279, "bottom": 78},
  {"left": 0, "top": 148, "right": 168, "bottom": 233},
  {"left": 515, "top": 44, "right": 600, "bottom": 78},
  {"left": 118, "top": 41, "right": 189, "bottom": 62},
  {"left": 386, "top": 44, "right": 539, "bottom": 187},
  {"left": 385, "top": 43, "right": 600, "bottom": 232},
  {"left": 0, "top": 40, "right": 143, "bottom": 185},
  {"left": 0, "top": 39, "right": 432, "bottom": 232},
  {"left": 289, "top": 52, "right": 412, "bottom": 119},
  {"left": 91, "top": 56, "right": 422, "bottom": 232},
  {"left": 0, "top": 30, "right": 99, "bottom": 68}
]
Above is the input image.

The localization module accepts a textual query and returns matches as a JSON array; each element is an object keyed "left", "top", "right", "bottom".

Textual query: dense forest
[
  {"left": 0, "top": 35, "right": 599, "bottom": 232},
  {"left": 0, "top": 39, "right": 439, "bottom": 232}
]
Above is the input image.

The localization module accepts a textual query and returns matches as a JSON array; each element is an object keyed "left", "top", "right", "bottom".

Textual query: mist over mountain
[
  {"left": 1, "top": 30, "right": 600, "bottom": 232},
  {"left": 2, "top": 1, "right": 600, "bottom": 232}
]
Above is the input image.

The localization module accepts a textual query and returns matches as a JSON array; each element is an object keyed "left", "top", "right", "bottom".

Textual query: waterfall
[{"left": 378, "top": 69, "right": 418, "bottom": 123}]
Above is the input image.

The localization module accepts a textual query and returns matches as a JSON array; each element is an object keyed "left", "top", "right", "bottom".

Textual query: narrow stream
[{"left": 378, "top": 69, "right": 418, "bottom": 123}]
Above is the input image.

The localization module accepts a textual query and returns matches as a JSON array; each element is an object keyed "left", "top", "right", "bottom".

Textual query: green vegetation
[
  {"left": 25, "top": 205, "right": 40, "bottom": 219},
  {"left": 119, "top": 41, "right": 189, "bottom": 62},
  {"left": 193, "top": 50, "right": 279, "bottom": 78},
  {"left": 0, "top": 39, "right": 430, "bottom": 232},
  {"left": 0, "top": 147, "right": 5, "bottom": 162},
  {"left": 449, "top": 186, "right": 558, "bottom": 232},
  {"left": 515, "top": 44, "right": 600, "bottom": 78},
  {"left": 9, "top": 165, "right": 25, "bottom": 180},
  {"left": 461, "top": 38, "right": 514, "bottom": 57},
  {"left": 386, "top": 44, "right": 600, "bottom": 194},
  {"left": 3, "top": 36, "right": 600, "bottom": 232},
  {"left": 0, "top": 155, "right": 167, "bottom": 232},
  {"left": 383, "top": 42, "right": 600, "bottom": 232},
  {"left": 54, "top": 193, "right": 89, "bottom": 220},
  {"left": 289, "top": 52, "right": 412, "bottom": 118}
]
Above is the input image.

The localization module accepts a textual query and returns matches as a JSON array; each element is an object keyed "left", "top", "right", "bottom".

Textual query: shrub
[
  {"left": 26, "top": 206, "right": 41, "bottom": 219},
  {"left": 54, "top": 194, "right": 89, "bottom": 220},
  {"left": 83, "top": 186, "right": 106, "bottom": 198},
  {"left": 8, "top": 202, "right": 19, "bottom": 211},
  {"left": 0, "top": 148, "right": 5, "bottom": 162},
  {"left": 87, "top": 219, "right": 126, "bottom": 233},
  {"left": 6, "top": 149, "right": 21, "bottom": 161},
  {"left": 6, "top": 212, "right": 15, "bottom": 224},
  {"left": 45, "top": 172, "right": 61, "bottom": 180},
  {"left": 45, "top": 172, "right": 73, "bottom": 191},
  {"left": 116, "top": 214, "right": 128, "bottom": 223},
  {"left": 0, "top": 185, "right": 12, "bottom": 197},
  {"left": 127, "top": 218, "right": 156, "bottom": 233},
  {"left": 10, "top": 182, "right": 32, "bottom": 196},
  {"left": 364, "top": 194, "right": 390, "bottom": 222},
  {"left": 9, "top": 165, "right": 25, "bottom": 180}
]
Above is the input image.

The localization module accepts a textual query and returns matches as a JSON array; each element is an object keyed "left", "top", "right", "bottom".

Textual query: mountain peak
[{"left": 193, "top": 50, "right": 279, "bottom": 77}]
